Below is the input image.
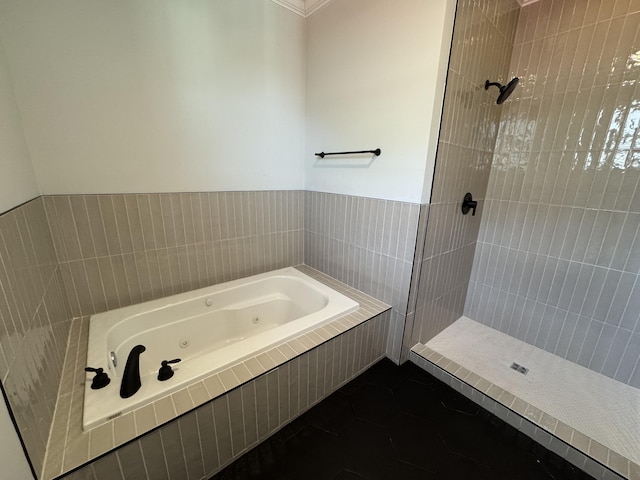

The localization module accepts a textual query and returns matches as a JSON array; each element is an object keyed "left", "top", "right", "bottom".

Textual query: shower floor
[
  {"left": 416, "top": 316, "right": 640, "bottom": 480},
  {"left": 210, "top": 358, "right": 594, "bottom": 479}
]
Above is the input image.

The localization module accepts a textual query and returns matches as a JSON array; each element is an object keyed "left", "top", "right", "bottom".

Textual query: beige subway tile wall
[
  {"left": 304, "top": 191, "right": 420, "bottom": 362},
  {"left": 44, "top": 191, "right": 304, "bottom": 318},
  {"left": 411, "top": 0, "right": 521, "bottom": 345},
  {"left": 466, "top": 0, "right": 640, "bottom": 388},
  {"left": 0, "top": 198, "right": 72, "bottom": 475}
]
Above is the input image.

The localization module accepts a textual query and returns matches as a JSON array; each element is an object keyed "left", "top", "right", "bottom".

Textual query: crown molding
[
  {"left": 305, "top": 0, "right": 332, "bottom": 16},
  {"left": 268, "top": 0, "right": 332, "bottom": 17},
  {"left": 269, "top": 0, "right": 305, "bottom": 17}
]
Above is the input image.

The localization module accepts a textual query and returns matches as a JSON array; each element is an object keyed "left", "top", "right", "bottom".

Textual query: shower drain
[{"left": 510, "top": 362, "right": 529, "bottom": 375}]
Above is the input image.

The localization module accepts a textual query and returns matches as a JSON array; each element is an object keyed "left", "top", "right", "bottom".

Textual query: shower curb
[{"left": 410, "top": 344, "right": 638, "bottom": 480}]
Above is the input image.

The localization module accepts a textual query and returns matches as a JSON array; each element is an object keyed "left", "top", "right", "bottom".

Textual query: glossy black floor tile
[{"left": 210, "top": 359, "right": 596, "bottom": 480}]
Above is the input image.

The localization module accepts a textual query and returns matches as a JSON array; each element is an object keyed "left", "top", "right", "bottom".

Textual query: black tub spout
[{"left": 120, "top": 344, "right": 146, "bottom": 398}]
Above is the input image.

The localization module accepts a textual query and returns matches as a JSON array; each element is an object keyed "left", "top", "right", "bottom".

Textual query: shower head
[{"left": 484, "top": 77, "right": 519, "bottom": 104}]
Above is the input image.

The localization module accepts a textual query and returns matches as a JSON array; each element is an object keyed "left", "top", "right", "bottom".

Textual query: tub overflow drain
[
  {"left": 252, "top": 316, "right": 260, "bottom": 324},
  {"left": 179, "top": 338, "right": 190, "bottom": 349}
]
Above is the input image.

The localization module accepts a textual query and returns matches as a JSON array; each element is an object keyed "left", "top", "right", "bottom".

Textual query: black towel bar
[{"left": 315, "top": 148, "right": 381, "bottom": 158}]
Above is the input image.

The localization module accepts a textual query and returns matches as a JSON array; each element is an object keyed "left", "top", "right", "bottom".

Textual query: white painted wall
[
  {"left": 0, "top": 33, "right": 38, "bottom": 478},
  {"left": 305, "top": 0, "right": 455, "bottom": 203},
  {"left": 1, "top": 0, "right": 455, "bottom": 202},
  {"left": 0, "top": 0, "right": 306, "bottom": 195},
  {"left": 0, "top": 39, "right": 39, "bottom": 213},
  {"left": 0, "top": 41, "right": 38, "bottom": 478}
]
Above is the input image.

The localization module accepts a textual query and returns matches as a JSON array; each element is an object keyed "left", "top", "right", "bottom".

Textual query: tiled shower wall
[
  {"left": 44, "top": 191, "right": 304, "bottom": 318},
  {"left": 466, "top": 1, "right": 640, "bottom": 388},
  {"left": 411, "top": 0, "right": 520, "bottom": 345},
  {"left": 0, "top": 198, "right": 72, "bottom": 476},
  {"left": 304, "top": 191, "right": 420, "bottom": 362}
]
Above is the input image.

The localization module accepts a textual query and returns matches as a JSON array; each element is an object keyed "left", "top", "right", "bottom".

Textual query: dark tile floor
[{"left": 211, "top": 359, "right": 595, "bottom": 480}]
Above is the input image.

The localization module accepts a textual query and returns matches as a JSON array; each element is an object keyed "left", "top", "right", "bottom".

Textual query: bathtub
[{"left": 83, "top": 267, "right": 359, "bottom": 431}]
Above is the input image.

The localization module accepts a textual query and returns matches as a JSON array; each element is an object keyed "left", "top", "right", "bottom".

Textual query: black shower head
[{"left": 484, "top": 77, "right": 519, "bottom": 104}]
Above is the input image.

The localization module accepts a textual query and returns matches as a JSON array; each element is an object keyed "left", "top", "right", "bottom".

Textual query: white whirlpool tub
[{"left": 83, "top": 267, "right": 358, "bottom": 431}]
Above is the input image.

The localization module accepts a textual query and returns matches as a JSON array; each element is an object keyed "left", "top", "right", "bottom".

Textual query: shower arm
[
  {"left": 484, "top": 81, "right": 503, "bottom": 89},
  {"left": 484, "top": 77, "right": 519, "bottom": 104}
]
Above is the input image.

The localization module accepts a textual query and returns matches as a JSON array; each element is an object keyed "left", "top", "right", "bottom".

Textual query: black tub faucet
[{"left": 120, "top": 344, "right": 146, "bottom": 398}]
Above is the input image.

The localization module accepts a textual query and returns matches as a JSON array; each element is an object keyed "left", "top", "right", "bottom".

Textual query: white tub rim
[{"left": 83, "top": 266, "right": 360, "bottom": 431}]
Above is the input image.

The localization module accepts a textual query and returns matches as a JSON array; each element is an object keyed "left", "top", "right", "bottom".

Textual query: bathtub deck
[
  {"left": 42, "top": 265, "right": 391, "bottom": 480},
  {"left": 411, "top": 317, "right": 640, "bottom": 480}
]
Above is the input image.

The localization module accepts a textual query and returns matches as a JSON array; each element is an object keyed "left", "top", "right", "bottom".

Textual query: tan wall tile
[{"left": 466, "top": 0, "right": 640, "bottom": 388}]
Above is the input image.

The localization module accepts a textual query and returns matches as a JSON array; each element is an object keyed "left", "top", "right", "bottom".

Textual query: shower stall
[{"left": 409, "top": 0, "right": 640, "bottom": 479}]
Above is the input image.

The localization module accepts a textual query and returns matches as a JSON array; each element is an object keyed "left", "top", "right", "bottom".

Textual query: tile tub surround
[
  {"left": 410, "top": 317, "right": 640, "bottom": 480},
  {"left": 466, "top": 0, "right": 640, "bottom": 388},
  {"left": 44, "top": 265, "right": 390, "bottom": 480},
  {"left": 410, "top": 0, "right": 520, "bottom": 347},
  {"left": 44, "top": 191, "right": 304, "bottom": 318},
  {"left": 0, "top": 197, "right": 73, "bottom": 477},
  {"left": 47, "top": 189, "right": 426, "bottom": 366},
  {"left": 304, "top": 191, "right": 420, "bottom": 363}
]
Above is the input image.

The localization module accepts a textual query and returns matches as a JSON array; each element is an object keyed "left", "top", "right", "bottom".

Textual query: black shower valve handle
[{"left": 461, "top": 192, "right": 478, "bottom": 216}]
